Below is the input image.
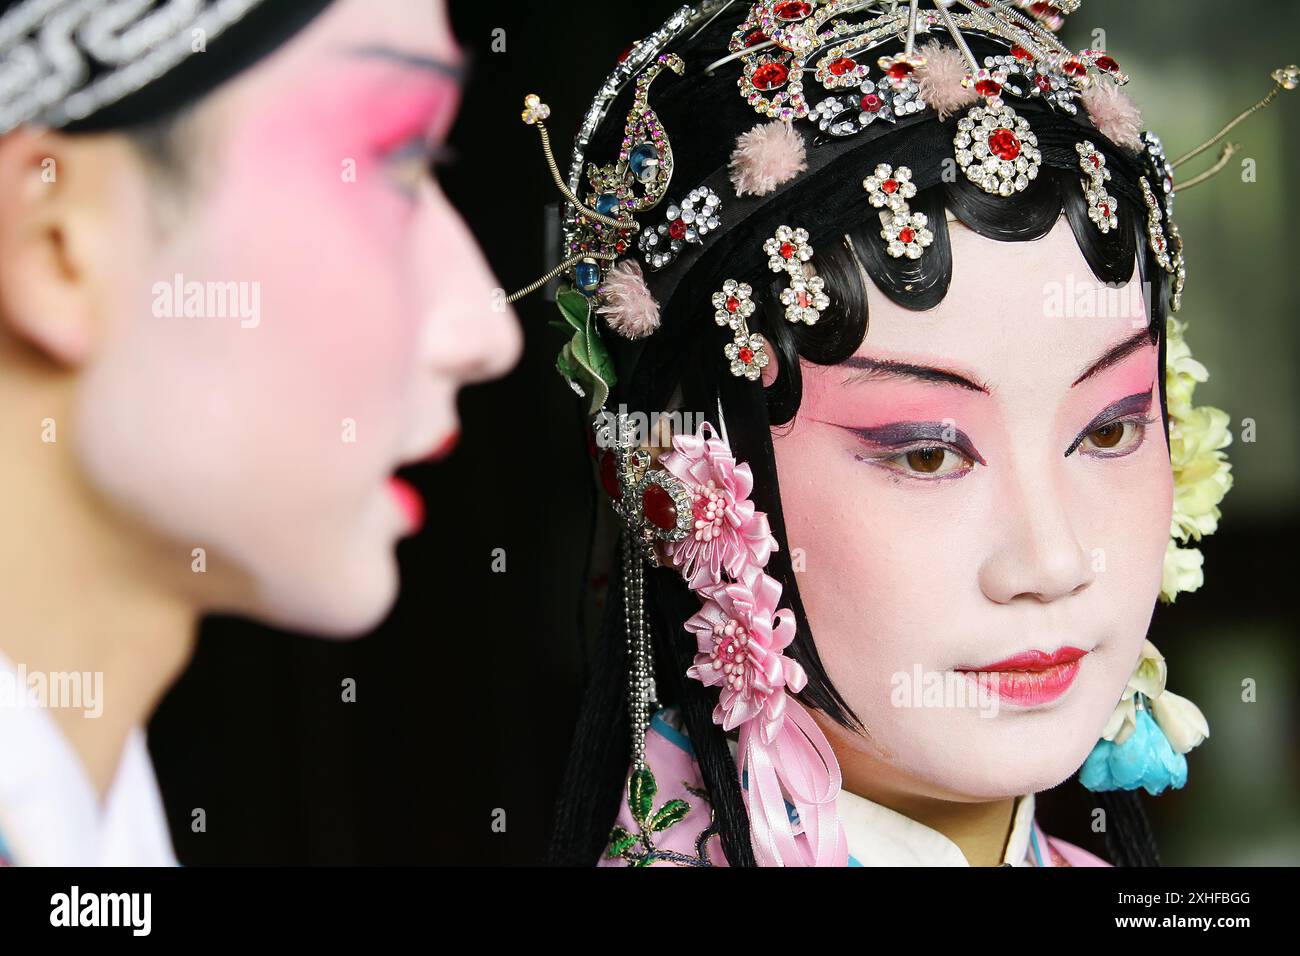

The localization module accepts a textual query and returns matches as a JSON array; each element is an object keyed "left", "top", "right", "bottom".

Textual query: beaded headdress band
[
  {"left": 0, "top": 0, "right": 329, "bottom": 136},
  {"left": 512, "top": 1, "right": 1291, "bottom": 865}
]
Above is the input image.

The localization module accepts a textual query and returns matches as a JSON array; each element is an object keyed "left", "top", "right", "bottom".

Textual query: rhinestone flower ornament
[
  {"left": 1076, "top": 140, "right": 1118, "bottom": 234},
  {"left": 862, "top": 163, "right": 917, "bottom": 210},
  {"left": 639, "top": 186, "right": 723, "bottom": 270},
  {"left": 780, "top": 272, "right": 829, "bottom": 324},
  {"left": 714, "top": 279, "right": 768, "bottom": 380},
  {"left": 712, "top": 279, "right": 756, "bottom": 331},
  {"left": 764, "top": 225, "right": 813, "bottom": 274},
  {"left": 882, "top": 211, "right": 933, "bottom": 259},
  {"left": 725, "top": 329, "right": 770, "bottom": 381},
  {"left": 953, "top": 103, "right": 1041, "bottom": 196}
]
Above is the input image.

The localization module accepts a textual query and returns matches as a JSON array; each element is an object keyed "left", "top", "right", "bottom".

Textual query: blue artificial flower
[{"left": 1080, "top": 707, "right": 1188, "bottom": 795}]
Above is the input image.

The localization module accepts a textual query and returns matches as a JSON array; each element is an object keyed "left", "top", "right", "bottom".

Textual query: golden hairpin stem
[
  {"left": 1171, "top": 142, "right": 1239, "bottom": 194},
  {"left": 520, "top": 95, "right": 638, "bottom": 232},
  {"left": 506, "top": 252, "right": 617, "bottom": 305},
  {"left": 1169, "top": 65, "right": 1297, "bottom": 171}
]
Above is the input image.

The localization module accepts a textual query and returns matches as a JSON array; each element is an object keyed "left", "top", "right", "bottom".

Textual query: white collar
[
  {"left": 0, "top": 650, "right": 177, "bottom": 866},
  {"left": 726, "top": 735, "right": 1038, "bottom": 866},
  {"left": 835, "top": 785, "right": 1037, "bottom": 866}
]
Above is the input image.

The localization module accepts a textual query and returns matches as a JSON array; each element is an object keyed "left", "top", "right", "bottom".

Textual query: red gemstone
[
  {"left": 615, "top": 240, "right": 627, "bottom": 253},
  {"left": 739, "top": 346, "right": 755, "bottom": 364},
  {"left": 1095, "top": 55, "right": 1119, "bottom": 73},
  {"left": 668, "top": 218, "right": 687, "bottom": 240},
  {"left": 1029, "top": 2, "right": 1062, "bottom": 16},
  {"left": 1035, "top": 74, "right": 1052, "bottom": 92},
  {"left": 975, "top": 78, "right": 1002, "bottom": 97},
  {"left": 796, "top": 291, "right": 811, "bottom": 307},
  {"left": 1154, "top": 236, "right": 1165, "bottom": 251},
  {"left": 725, "top": 296, "right": 740, "bottom": 313},
  {"left": 1010, "top": 45, "right": 1033, "bottom": 62},
  {"left": 828, "top": 57, "right": 857, "bottom": 76},
  {"left": 599, "top": 450, "right": 621, "bottom": 501},
  {"left": 988, "top": 127, "right": 1021, "bottom": 161},
  {"left": 1063, "top": 59, "right": 1086, "bottom": 77},
  {"left": 1099, "top": 203, "right": 1110, "bottom": 217},
  {"left": 779, "top": 241, "right": 796, "bottom": 259},
  {"left": 642, "top": 483, "right": 678, "bottom": 532},
  {"left": 743, "top": 29, "right": 768, "bottom": 47},
  {"left": 899, "top": 227, "right": 915, "bottom": 244},
  {"left": 774, "top": 0, "right": 811, "bottom": 20},
  {"left": 882, "top": 178, "right": 898, "bottom": 194},
  {"left": 886, "top": 61, "right": 914, "bottom": 81},
  {"left": 860, "top": 92, "right": 883, "bottom": 112},
  {"left": 751, "top": 62, "right": 789, "bottom": 90}
]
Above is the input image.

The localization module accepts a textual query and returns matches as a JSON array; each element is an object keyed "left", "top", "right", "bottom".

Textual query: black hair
[{"left": 550, "top": 25, "right": 1168, "bottom": 869}]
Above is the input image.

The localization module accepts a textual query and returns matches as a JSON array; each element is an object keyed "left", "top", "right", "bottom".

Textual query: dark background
[{"left": 149, "top": 1, "right": 1300, "bottom": 865}]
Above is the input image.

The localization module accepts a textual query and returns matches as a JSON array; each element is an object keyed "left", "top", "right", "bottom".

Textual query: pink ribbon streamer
[{"left": 737, "top": 697, "right": 847, "bottom": 867}]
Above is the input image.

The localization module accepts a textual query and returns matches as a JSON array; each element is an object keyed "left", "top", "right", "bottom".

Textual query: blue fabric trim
[
  {"left": 1029, "top": 826, "right": 1045, "bottom": 867},
  {"left": 847, "top": 853, "right": 862, "bottom": 867},
  {"left": 650, "top": 708, "right": 695, "bottom": 758},
  {"left": 0, "top": 826, "right": 13, "bottom": 865}
]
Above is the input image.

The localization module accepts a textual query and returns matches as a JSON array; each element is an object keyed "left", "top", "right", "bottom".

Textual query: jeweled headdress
[{"left": 513, "top": 1, "right": 1294, "bottom": 866}]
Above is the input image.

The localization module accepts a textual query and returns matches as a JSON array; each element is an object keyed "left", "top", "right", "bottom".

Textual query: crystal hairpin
[
  {"left": 505, "top": 54, "right": 686, "bottom": 304},
  {"left": 1076, "top": 141, "right": 1118, "bottom": 234},
  {"left": 863, "top": 164, "right": 933, "bottom": 259}
]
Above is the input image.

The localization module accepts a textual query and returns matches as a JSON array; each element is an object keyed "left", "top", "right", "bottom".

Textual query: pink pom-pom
[
  {"left": 596, "top": 259, "right": 660, "bottom": 339},
  {"left": 1082, "top": 84, "right": 1144, "bottom": 152},
  {"left": 914, "top": 40, "right": 979, "bottom": 120},
  {"left": 729, "top": 120, "right": 807, "bottom": 197}
]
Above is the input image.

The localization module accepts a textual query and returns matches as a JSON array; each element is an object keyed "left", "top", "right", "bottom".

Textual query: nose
[
  {"left": 978, "top": 451, "right": 1095, "bottom": 604},
  {"left": 413, "top": 180, "right": 523, "bottom": 385}
]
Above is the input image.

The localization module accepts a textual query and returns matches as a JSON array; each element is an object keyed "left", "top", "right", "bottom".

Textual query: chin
[
  {"left": 253, "top": 551, "right": 400, "bottom": 639},
  {"left": 895, "top": 697, "right": 1108, "bottom": 801}
]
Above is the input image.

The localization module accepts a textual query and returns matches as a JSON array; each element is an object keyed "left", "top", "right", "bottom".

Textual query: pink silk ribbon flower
[
  {"left": 682, "top": 521, "right": 847, "bottom": 867},
  {"left": 660, "top": 422, "right": 778, "bottom": 589}
]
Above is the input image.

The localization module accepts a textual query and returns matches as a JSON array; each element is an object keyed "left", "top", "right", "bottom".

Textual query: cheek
[
  {"left": 772, "top": 416, "right": 970, "bottom": 713},
  {"left": 70, "top": 133, "right": 430, "bottom": 633},
  {"left": 190, "top": 132, "right": 426, "bottom": 459},
  {"left": 1077, "top": 425, "right": 1174, "bottom": 674}
]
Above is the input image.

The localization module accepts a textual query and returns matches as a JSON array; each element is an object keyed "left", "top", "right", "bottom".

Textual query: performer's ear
[{"left": 0, "top": 128, "right": 123, "bottom": 367}]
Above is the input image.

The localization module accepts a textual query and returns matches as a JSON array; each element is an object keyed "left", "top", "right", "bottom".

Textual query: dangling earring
[
  {"left": 593, "top": 412, "right": 691, "bottom": 774},
  {"left": 1080, "top": 640, "right": 1209, "bottom": 795}
]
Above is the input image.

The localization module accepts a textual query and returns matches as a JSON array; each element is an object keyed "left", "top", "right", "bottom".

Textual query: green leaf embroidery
[
  {"left": 628, "top": 767, "right": 657, "bottom": 827},
  {"left": 649, "top": 799, "right": 689, "bottom": 832},
  {"left": 607, "top": 825, "right": 637, "bottom": 858}
]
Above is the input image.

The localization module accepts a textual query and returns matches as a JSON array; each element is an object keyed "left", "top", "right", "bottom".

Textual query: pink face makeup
[
  {"left": 770, "top": 218, "right": 1173, "bottom": 802},
  {"left": 70, "top": 0, "right": 520, "bottom": 637}
]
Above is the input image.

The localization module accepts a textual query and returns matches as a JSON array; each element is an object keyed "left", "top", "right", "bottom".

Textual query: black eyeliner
[
  {"left": 847, "top": 422, "right": 987, "bottom": 466},
  {"left": 1064, "top": 389, "right": 1153, "bottom": 457}
]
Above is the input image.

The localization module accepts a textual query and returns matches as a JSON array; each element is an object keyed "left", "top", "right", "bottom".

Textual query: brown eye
[
  {"left": 906, "top": 447, "right": 946, "bottom": 473},
  {"left": 1088, "top": 422, "right": 1125, "bottom": 448}
]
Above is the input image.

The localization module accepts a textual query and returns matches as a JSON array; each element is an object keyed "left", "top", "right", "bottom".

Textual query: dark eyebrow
[
  {"left": 344, "top": 45, "right": 467, "bottom": 82},
  {"left": 840, "top": 356, "right": 989, "bottom": 394},
  {"left": 1071, "top": 329, "right": 1154, "bottom": 387}
]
